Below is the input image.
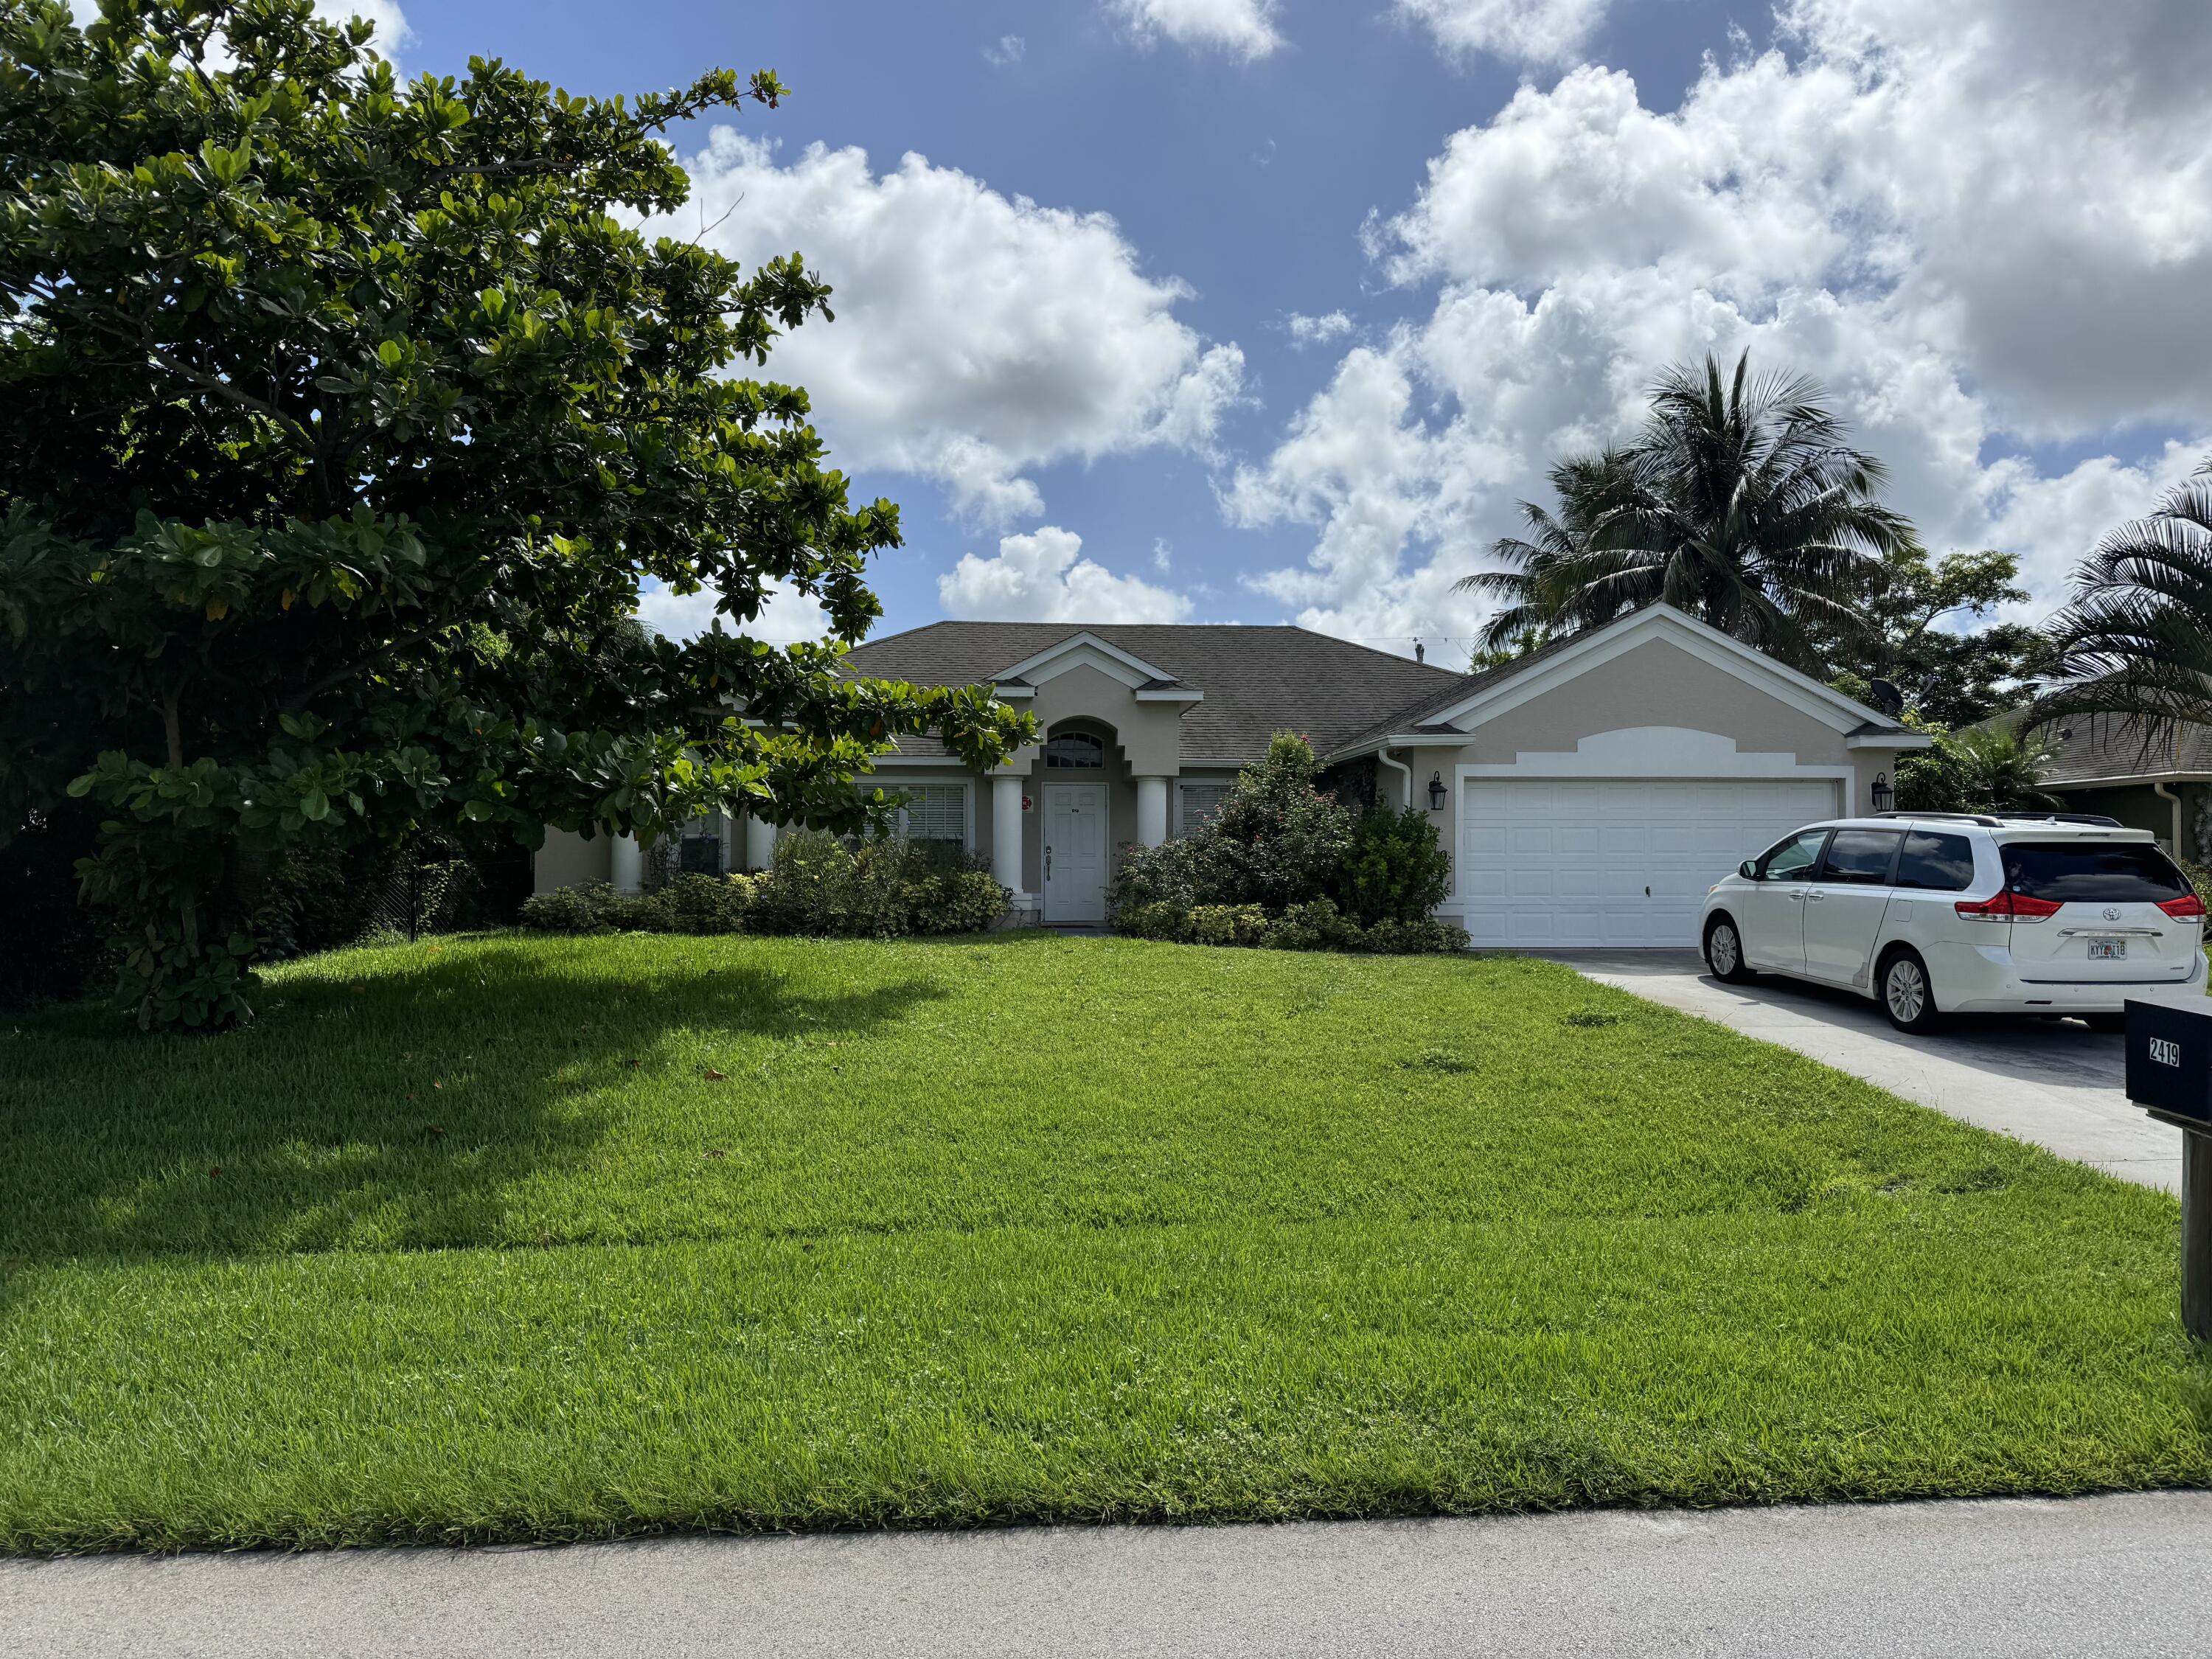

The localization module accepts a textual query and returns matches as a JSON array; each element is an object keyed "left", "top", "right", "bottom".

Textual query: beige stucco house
[{"left": 535, "top": 602, "right": 1928, "bottom": 947}]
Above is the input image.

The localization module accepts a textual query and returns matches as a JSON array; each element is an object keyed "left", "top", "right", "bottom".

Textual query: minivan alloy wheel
[
  {"left": 1710, "top": 923, "right": 1739, "bottom": 975},
  {"left": 1885, "top": 956, "right": 1927, "bottom": 1026}
]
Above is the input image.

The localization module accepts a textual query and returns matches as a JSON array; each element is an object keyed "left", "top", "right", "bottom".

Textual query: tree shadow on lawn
[{"left": 0, "top": 936, "right": 947, "bottom": 1265}]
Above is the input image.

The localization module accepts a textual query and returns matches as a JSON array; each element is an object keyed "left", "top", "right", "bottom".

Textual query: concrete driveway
[{"left": 1546, "top": 949, "right": 2180, "bottom": 1190}]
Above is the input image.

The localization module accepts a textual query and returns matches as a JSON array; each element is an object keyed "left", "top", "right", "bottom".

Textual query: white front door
[
  {"left": 1043, "top": 784, "right": 1109, "bottom": 923},
  {"left": 1457, "top": 779, "right": 1841, "bottom": 948}
]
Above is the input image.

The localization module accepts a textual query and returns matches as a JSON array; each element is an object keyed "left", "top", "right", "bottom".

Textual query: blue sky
[{"left": 371, "top": 1, "right": 2212, "bottom": 664}]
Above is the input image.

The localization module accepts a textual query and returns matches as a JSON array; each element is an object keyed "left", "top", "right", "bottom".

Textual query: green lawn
[{"left": 2, "top": 931, "right": 2207, "bottom": 1551}]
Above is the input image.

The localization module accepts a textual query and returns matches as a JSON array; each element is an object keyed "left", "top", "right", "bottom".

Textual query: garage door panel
[{"left": 1459, "top": 776, "right": 1835, "bottom": 948}]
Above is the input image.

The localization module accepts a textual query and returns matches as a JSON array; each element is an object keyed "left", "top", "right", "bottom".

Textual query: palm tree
[
  {"left": 2031, "top": 462, "right": 2212, "bottom": 765},
  {"left": 1459, "top": 352, "right": 1913, "bottom": 669},
  {"left": 1950, "top": 726, "right": 2061, "bottom": 814}
]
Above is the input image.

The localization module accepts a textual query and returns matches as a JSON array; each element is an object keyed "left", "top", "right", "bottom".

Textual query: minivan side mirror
[{"left": 1739, "top": 860, "right": 1759, "bottom": 880}]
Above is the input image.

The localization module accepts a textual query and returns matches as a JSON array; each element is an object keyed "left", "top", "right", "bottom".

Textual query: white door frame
[{"left": 1043, "top": 782, "right": 1110, "bottom": 924}]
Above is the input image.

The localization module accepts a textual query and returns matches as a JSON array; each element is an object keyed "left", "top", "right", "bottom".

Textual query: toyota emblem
[{"left": 2103, "top": 906, "right": 2122, "bottom": 921}]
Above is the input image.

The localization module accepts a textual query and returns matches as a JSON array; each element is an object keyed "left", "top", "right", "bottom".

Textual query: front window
[
  {"left": 1044, "top": 731, "right": 1105, "bottom": 769},
  {"left": 2003, "top": 842, "right": 2188, "bottom": 903},
  {"left": 1756, "top": 830, "right": 1829, "bottom": 881},
  {"left": 896, "top": 783, "right": 970, "bottom": 861},
  {"left": 1178, "top": 782, "right": 1230, "bottom": 835}
]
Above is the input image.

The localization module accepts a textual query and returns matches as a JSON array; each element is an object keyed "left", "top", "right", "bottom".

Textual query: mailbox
[
  {"left": 2124, "top": 998, "right": 2212, "bottom": 1345},
  {"left": 2124, "top": 998, "right": 2212, "bottom": 1124}
]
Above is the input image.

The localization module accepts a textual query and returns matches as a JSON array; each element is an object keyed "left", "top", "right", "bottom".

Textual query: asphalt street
[{"left": 7, "top": 1492, "right": 2211, "bottom": 1658}]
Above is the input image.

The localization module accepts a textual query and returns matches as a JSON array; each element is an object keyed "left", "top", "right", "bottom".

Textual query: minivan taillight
[
  {"left": 1955, "top": 891, "right": 2062, "bottom": 923},
  {"left": 2158, "top": 891, "right": 2207, "bottom": 921}
]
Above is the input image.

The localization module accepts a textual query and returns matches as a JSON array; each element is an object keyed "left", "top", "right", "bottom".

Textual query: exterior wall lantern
[
  {"left": 1427, "top": 771, "right": 1447, "bottom": 811},
  {"left": 1871, "top": 771, "right": 1893, "bottom": 813}
]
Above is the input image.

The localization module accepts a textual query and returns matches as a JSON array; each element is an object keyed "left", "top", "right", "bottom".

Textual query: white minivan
[{"left": 1699, "top": 814, "right": 2208, "bottom": 1034}]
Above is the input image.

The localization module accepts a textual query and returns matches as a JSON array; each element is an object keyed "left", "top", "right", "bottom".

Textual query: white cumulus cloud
[
  {"left": 1239, "top": 0, "right": 2212, "bottom": 644},
  {"left": 939, "top": 526, "right": 1194, "bottom": 622},
  {"left": 1107, "top": 0, "right": 1284, "bottom": 61},
  {"left": 1285, "top": 310, "right": 1355, "bottom": 347},
  {"left": 670, "top": 132, "right": 1244, "bottom": 526},
  {"left": 1396, "top": 0, "right": 1612, "bottom": 67},
  {"left": 636, "top": 578, "right": 832, "bottom": 647}
]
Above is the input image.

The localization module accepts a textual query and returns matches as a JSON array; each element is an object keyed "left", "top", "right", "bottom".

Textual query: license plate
[{"left": 2087, "top": 939, "right": 2127, "bottom": 961}]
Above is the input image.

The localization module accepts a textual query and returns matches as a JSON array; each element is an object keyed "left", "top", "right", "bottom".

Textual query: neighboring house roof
[
  {"left": 844, "top": 622, "right": 1463, "bottom": 765},
  {"left": 2039, "top": 715, "right": 2212, "bottom": 786}
]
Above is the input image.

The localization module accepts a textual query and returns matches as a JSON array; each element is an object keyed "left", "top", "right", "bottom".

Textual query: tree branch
[
  {"left": 142, "top": 344, "right": 319, "bottom": 452},
  {"left": 279, "top": 625, "right": 444, "bottom": 714}
]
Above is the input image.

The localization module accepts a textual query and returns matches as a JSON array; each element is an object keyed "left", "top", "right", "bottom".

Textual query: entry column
[
  {"left": 610, "top": 832, "right": 643, "bottom": 894},
  {"left": 1135, "top": 775, "right": 1171, "bottom": 848},
  {"left": 742, "top": 813, "right": 776, "bottom": 873},
  {"left": 992, "top": 773, "right": 1026, "bottom": 897}
]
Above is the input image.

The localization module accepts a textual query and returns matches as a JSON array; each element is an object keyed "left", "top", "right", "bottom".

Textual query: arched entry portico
[{"left": 1038, "top": 720, "right": 1115, "bottom": 924}]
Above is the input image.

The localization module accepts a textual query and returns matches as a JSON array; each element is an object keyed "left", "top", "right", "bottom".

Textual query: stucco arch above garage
[{"left": 1458, "top": 635, "right": 1860, "bottom": 769}]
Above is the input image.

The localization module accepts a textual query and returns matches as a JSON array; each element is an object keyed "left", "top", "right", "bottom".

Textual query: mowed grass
[{"left": 1, "top": 931, "right": 2208, "bottom": 1551}]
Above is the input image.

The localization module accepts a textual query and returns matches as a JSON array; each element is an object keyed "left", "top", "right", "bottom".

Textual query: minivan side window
[
  {"left": 1894, "top": 830, "right": 1976, "bottom": 892},
  {"left": 1818, "top": 829, "right": 1902, "bottom": 885},
  {"left": 1756, "top": 830, "right": 1829, "bottom": 882}
]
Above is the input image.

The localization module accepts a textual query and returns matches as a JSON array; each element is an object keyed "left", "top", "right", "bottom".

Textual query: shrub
[
  {"left": 1264, "top": 898, "right": 1355, "bottom": 951},
  {"left": 1335, "top": 807, "right": 1452, "bottom": 925},
  {"left": 1893, "top": 742, "right": 1968, "bottom": 814},
  {"left": 1110, "top": 734, "right": 1460, "bottom": 956},
  {"left": 1359, "top": 916, "right": 1471, "bottom": 956},
  {"left": 1108, "top": 834, "right": 1206, "bottom": 913},
  {"left": 1184, "top": 904, "right": 1270, "bottom": 947},
  {"left": 661, "top": 872, "right": 759, "bottom": 934},
  {"left": 1114, "top": 901, "right": 1187, "bottom": 941},
  {"left": 510, "top": 832, "right": 1006, "bottom": 941},
  {"left": 908, "top": 869, "right": 1009, "bottom": 934},
  {"left": 1201, "top": 732, "right": 1354, "bottom": 911},
  {"left": 1110, "top": 731, "right": 1352, "bottom": 923},
  {"left": 521, "top": 882, "right": 617, "bottom": 933}
]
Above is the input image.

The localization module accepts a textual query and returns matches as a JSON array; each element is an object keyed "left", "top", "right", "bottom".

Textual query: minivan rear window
[{"left": 2002, "top": 843, "right": 2188, "bottom": 903}]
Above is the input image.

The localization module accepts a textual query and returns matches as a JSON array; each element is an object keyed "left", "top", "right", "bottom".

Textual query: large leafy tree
[
  {"left": 1460, "top": 352, "right": 1913, "bottom": 669},
  {"left": 1817, "top": 546, "right": 2049, "bottom": 728},
  {"left": 2031, "top": 459, "right": 2212, "bottom": 765},
  {"left": 0, "top": 0, "right": 1030, "bottom": 1029}
]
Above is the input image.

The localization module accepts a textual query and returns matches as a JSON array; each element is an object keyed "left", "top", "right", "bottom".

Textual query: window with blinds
[
  {"left": 1178, "top": 782, "right": 1230, "bottom": 836},
  {"left": 895, "top": 783, "right": 970, "bottom": 860}
]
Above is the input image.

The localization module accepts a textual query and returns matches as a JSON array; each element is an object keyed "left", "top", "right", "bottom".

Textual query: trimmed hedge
[
  {"left": 1116, "top": 897, "right": 1467, "bottom": 955},
  {"left": 521, "top": 833, "right": 1006, "bottom": 939}
]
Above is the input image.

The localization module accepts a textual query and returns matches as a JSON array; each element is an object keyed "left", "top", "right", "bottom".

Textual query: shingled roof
[
  {"left": 843, "top": 622, "right": 1462, "bottom": 765},
  {"left": 2040, "top": 714, "right": 2212, "bottom": 785}
]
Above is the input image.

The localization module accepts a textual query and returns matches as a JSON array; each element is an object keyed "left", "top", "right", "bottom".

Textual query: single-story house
[
  {"left": 535, "top": 602, "right": 1928, "bottom": 947},
  {"left": 2040, "top": 717, "right": 2212, "bottom": 860}
]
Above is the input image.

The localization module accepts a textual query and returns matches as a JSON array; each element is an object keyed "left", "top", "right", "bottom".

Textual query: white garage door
[{"left": 1456, "top": 778, "right": 1840, "bottom": 947}]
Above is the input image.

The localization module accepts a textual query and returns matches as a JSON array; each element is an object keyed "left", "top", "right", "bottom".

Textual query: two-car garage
[{"left": 1455, "top": 778, "right": 1843, "bottom": 948}]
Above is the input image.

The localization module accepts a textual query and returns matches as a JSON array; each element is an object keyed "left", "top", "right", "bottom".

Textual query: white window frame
[{"left": 1175, "top": 781, "right": 1231, "bottom": 838}]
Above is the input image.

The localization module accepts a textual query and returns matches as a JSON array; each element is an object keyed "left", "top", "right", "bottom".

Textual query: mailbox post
[{"left": 2124, "top": 998, "right": 2212, "bottom": 1340}]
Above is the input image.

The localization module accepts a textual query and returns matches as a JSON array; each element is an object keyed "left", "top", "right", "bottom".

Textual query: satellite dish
[{"left": 1868, "top": 677, "right": 1905, "bottom": 718}]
